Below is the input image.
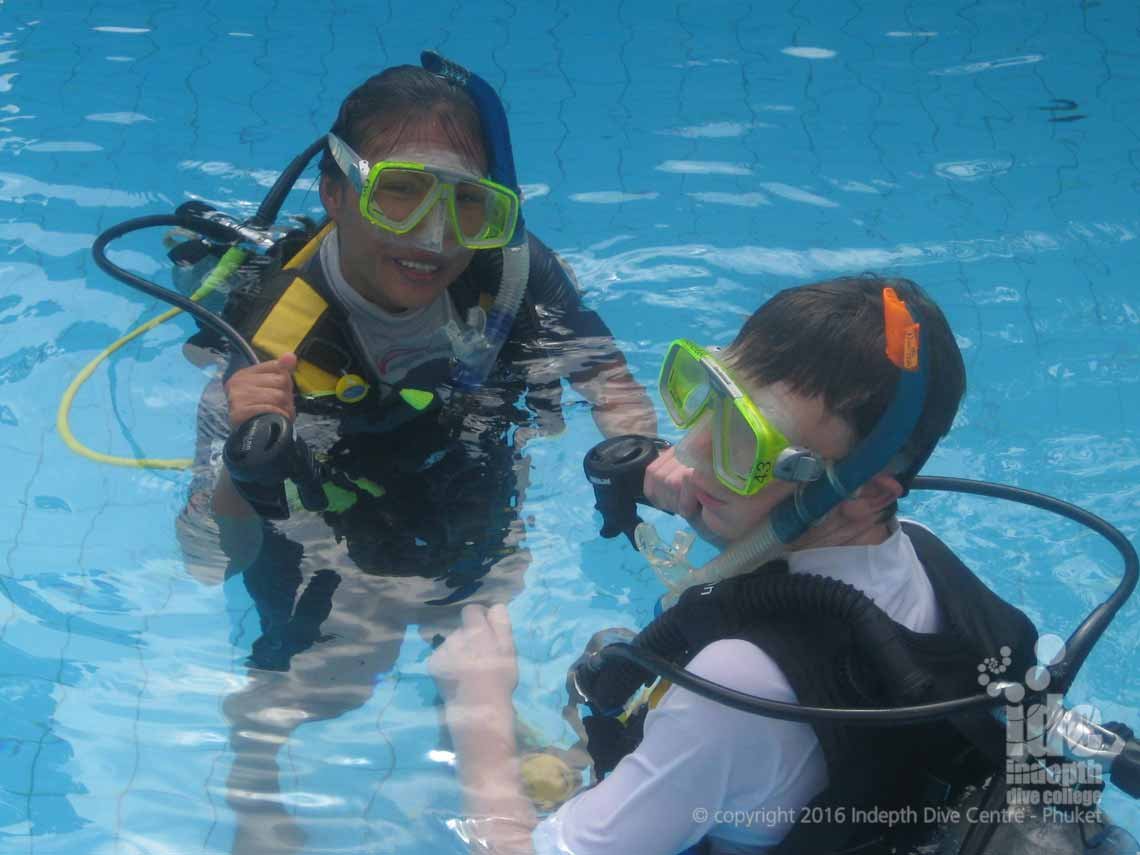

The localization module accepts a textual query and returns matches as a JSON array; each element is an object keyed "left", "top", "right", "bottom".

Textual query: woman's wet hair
[
  {"left": 320, "top": 65, "right": 486, "bottom": 178},
  {"left": 723, "top": 274, "right": 966, "bottom": 488}
]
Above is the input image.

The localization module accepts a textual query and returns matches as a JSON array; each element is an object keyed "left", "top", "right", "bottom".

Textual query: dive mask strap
[
  {"left": 773, "top": 447, "right": 825, "bottom": 483},
  {"left": 772, "top": 287, "right": 926, "bottom": 539},
  {"left": 326, "top": 133, "right": 369, "bottom": 194}
]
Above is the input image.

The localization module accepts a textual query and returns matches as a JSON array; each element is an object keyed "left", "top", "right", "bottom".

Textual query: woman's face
[{"left": 320, "top": 120, "right": 486, "bottom": 313}]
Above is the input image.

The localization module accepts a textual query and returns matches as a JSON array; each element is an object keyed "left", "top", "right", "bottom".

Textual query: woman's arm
[
  {"left": 569, "top": 358, "right": 658, "bottom": 438},
  {"left": 177, "top": 358, "right": 295, "bottom": 581},
  {"left": 524, "top": 236, "right": 658, "bottom": 438},
  {"left": 431, "top": 608, "right": 819, "bottom": 855}
]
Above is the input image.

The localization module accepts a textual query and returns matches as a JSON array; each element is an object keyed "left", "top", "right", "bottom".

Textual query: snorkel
[
  {"left": 420, "top": 50, "right": 531, "bottom": 391},
  {"left": 630, "top": 288, "right": 928, "bottom": 605}
]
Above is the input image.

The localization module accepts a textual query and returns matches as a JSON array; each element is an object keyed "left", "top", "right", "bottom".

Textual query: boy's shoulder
[{"left": 682, "top": 638, "right": 798, "bottom": 702}]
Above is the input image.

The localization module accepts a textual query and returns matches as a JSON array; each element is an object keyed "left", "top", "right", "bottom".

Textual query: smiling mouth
[{"left": 394, "top": 258, "right": 441, "bottom": 276}]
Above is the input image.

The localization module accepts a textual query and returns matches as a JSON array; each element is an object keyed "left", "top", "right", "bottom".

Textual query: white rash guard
[{"left": 534, "top": 520, "right": 943, "bottom": 855}]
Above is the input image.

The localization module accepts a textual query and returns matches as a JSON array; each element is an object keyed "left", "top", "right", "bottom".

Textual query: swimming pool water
[{"left": 1, "top": 1, "right": 1138, "bottom": 852}]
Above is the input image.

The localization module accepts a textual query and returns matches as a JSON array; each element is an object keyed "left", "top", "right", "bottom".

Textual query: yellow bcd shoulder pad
[{"left": 250, "top": 275, "right": 341, "bottom": 395}]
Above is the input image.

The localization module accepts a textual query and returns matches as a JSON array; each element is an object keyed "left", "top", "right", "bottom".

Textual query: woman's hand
[
  {"left": 430, "top": 604, "right": 519, "bottom": 706},
  {"left": 223, "top": 353, "right": 298, "bottom": 429}
]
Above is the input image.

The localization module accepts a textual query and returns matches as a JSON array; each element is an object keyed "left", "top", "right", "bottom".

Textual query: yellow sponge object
[{"left": 519, "top": 752, "right": 578, "bottom": 810}]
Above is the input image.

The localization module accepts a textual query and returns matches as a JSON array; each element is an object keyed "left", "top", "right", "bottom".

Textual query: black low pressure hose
[
  {"left": 593, "top": 643, "right": 1002, "bottom": 725},
  {"left": 910, "top": 476, "right": 1138, "bottom": 695},
  {"left": 90, "top": 204, "right": 331, "bottom": 516},
  {"left": 247, "top": 136, "right": 327, "bottom": 230},
  {"left": 91, "top": 132, "right": 327, "bottom": 363},
  {"left": 579, "top": 571, "right": 942, "bottom": 722},
  {"left": 91, "top": 213, "right": 258, "bottom": 365},
  {"left": 577, "top": 437, "right": 1139, "bottom": 728}
]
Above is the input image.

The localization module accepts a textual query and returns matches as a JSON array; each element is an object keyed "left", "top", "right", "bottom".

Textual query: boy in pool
[
  {"left": 430, "top": 275, "right": 1037, "bottom": 854},
  {"left": 178, "top": 57, "right": 655, "bottom": 854}
]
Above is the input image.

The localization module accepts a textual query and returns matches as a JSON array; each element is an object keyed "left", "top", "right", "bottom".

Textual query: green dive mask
[
  {"left": 326, "top": 132, "right": 519, "bottom": 250},
  {"left": 659, "top": 339, "right": 824, "bottom": 496}
]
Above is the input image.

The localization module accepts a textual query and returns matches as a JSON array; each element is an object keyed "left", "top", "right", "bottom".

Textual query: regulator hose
[
  {"left": 577, "top": 475, "right": 1137, "bottom": 725},
  {"left": 248, "top": 136, "right": 326, "bottom": 229},
  {"left": 58, "top": 243, "right": 247, "bottom": 469},
  {"left": 90, "top": 212, "right": 257, "bottom": 365},
  {"left": 576, "top": 571, "right": 938, "bottom": 722}
]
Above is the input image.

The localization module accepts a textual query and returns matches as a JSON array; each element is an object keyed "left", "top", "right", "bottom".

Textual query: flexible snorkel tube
[{"left": 420, "top": 50, "right": 531, "bottom": 390}]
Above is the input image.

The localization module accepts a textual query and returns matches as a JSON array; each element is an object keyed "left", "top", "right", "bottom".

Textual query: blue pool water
[{"left": 2, "top": 1, "right": 1138, "bottom": 853}]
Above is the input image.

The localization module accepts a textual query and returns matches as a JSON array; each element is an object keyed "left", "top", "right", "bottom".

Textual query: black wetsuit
[{"left": 181, "top": 231, "right": 626, "bottom": 670}]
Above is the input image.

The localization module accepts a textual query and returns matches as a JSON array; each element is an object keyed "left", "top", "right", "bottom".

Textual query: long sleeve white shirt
[{"left": 534, "top": 521, "right": 943, "bottom": 855}]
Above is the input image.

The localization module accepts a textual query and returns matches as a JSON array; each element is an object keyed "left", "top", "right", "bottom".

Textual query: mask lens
[
  {"left": 713, "top": 398, "right": 761, "bottom": 493},
  {"left": 454, "top": 181, "right": 495, "bottom": 238},
  {"left": 452, "top": 180, "right": 517, "bottom": 247},
  {"left": 663, "top": 345, "right": 712, "bottom": 426},
  {"left": 370, "top": 169, "right": 437, "bottom": 225}
]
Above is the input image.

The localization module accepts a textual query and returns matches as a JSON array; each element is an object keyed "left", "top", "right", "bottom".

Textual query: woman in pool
[{"left": 178, "top": 55, "right": 655, "bottom": 853}]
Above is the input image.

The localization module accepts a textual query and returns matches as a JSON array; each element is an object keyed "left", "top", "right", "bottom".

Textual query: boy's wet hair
[
  {"left": 723, "top": 274, "right": 966, "bottom": 490},
  {"left": 320, "top": 65, "right": 486, "bottom": 178}
]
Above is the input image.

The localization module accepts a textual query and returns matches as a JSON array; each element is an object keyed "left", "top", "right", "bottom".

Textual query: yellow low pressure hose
[{"left": 56, "top": 246, "right": 248, "bottom": 469}]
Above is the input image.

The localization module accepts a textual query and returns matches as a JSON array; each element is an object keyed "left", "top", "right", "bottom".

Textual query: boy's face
[{"left": 673, "top": 379, "right": 855, "bottom": 546}]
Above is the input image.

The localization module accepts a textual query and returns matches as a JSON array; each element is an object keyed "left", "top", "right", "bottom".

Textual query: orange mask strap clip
[{"left": 882, "top": 287, "right": 921, "bottom": 371}]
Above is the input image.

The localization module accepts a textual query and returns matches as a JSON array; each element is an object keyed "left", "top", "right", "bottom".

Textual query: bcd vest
[
  {"left": 218, "top": 223, "right": 547, "bottom": 433},
  {"left": 583, "top": 521, "right": 1039, "bottom": 855}
]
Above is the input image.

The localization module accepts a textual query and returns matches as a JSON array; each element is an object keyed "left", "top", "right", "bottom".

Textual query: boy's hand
[
  {"left": 430, "top": 604, "right": 519, "bottom": 706},
  {"left": 643, "top": 445, "right": 701, "bottom": 519},
  {"left": 223, "top": 353, "right": 298, "bottom": 429}
]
